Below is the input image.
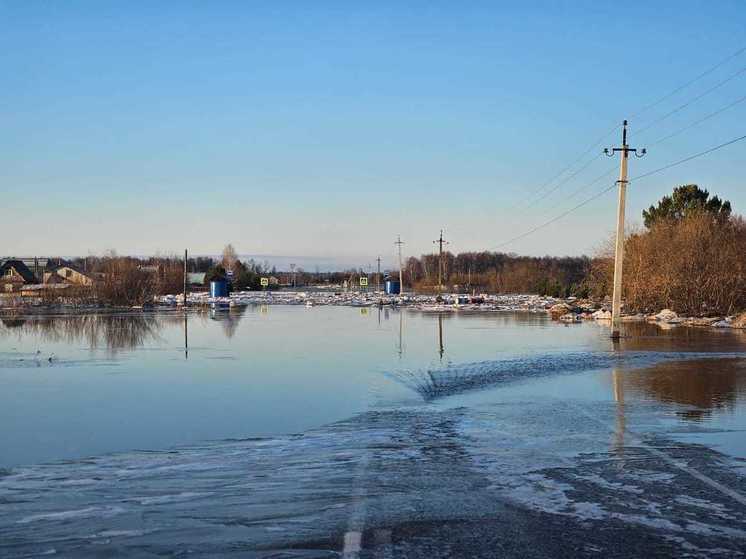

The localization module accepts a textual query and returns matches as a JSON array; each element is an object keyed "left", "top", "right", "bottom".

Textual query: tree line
[
  {"left": 402, "top": 252, "right": 591, "bottom": 297},
  {"left": 586, "top": 184, "right": 745, "bottom": 316},
  {"left": 47, "top": 183, "right": 746, "bottom": 316}
]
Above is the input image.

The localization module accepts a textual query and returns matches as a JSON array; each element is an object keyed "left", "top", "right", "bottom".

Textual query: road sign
[
  {"left": 359, "top": 277, "right": 368, "bottom": 287},
  {"left": 260, "top": 277, "right": 269, "bottom": 287}
]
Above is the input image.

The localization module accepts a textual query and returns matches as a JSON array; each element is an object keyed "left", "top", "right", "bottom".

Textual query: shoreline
[{"left": 1, "top": 291, "right": 744, "bottom": 332}]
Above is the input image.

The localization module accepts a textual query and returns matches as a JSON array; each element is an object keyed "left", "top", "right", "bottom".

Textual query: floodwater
[{"left": 1, "top": 307, "right": 746, "bottom": 557}]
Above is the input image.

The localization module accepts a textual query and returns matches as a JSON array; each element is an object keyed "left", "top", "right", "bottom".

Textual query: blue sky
[{"left": 2, "top": 1, "right": 745, "bottom": 268}]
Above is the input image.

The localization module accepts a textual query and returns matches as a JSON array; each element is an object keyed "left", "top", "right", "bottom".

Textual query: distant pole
[
  {"left": 433, "top": 230, "right": 448, "bottom": 295},
  {"left": 395, "top": 236, "right": 404, "bottom": 295},
  {"left": 183, "top": 249, "right": 188, "bottom": 307},
  {"left": 290, "top": 263, "right": 296, "bottom": 288},
  {"left": 604, "top": 121, "right": 646, "bottom": 339},
  {"left": 376, "top": 256, "right": 381, "bottom": 293}
]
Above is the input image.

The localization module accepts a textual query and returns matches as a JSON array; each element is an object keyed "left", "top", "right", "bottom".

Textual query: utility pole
[
  {"left": 183, "top": 249, "right": 188, "bottom": 307},
  {"left": 376, "top": 256, "right": 381, "bottom": 293},
  {"left": 290, "top": 263, "right": 296, "bottom": 288},
  {"left": 395, "top": 236, "right": 404, "bottom": 295},
  {"left": 433, "top": 230, "right": 448, "bottom": 295},
  {"left": 604, "top": 121, "right": 645, "bottom": 339}
]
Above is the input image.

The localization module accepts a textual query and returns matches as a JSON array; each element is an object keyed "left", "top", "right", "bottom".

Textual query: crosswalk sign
[
  {"left": 359, "top": 277, "right": 368, "bottom": 287},
  {"left": 260, "top": 277, "right": 269, "bottom": 287}
]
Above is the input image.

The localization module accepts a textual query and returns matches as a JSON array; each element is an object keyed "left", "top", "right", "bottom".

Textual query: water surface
[{"left": 2, "top": 307, "right": 746, "bottom": 557}]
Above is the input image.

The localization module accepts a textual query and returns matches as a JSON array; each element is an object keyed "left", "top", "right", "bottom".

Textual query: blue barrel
[
  {"left": 385, "top": 280, "right": 400, "bottom": 295},
  {"left": 210, "top": 279, "right": 228, "bottom": 297}
]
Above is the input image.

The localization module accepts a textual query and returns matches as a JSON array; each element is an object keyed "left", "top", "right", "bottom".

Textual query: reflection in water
[
  {"left": 1, "top": 318, "right": 26, "bottom": 329},
  {"left": 391, "top": 309, "right": 446, "bottom": 360},
  {"left": 398, "top": 309, "right": 404, "bottom": 358},
  {"left": 612, "top": 369, "right": 626, "bottom": 456},
  {"left": 438, "top": 314, "right": 445, "bottom": 360},
  {"left": 208, "top": 305, "right": 247, "bottom": 339},
  {"left": 0, "top": 313, "right": 163, "bottom": 354},
  {"left": 623, "top": 358, "right": 746, "bottom": 421},
  {"left": 619, "top": 322, "right": 746, "bottom": 353}
]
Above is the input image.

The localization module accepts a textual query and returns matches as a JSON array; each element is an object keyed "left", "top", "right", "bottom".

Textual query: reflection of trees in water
[
  {"left": 1, "top": 318, "right": 26, "bottom": 329},
  {"left": 618, "top": 322, "right": 746, "bottom": 353},
  {"left": 208, "top": 305, "right": 247, "bottom": 339},
  {"left": 0, "top": 313, "right": 163, "bottom": 354},
  {"left": 623, "top": 358, "right": 746, "bottom": 420}
]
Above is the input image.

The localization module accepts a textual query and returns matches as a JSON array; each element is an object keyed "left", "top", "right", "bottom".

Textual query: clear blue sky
[{"left": 2, "top": 1, "right": 745, "bottom": 268}]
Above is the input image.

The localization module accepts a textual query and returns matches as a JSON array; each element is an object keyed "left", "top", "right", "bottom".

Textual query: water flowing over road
[{"left": 1, "top": 307, "right": 746, "bottom": 557}]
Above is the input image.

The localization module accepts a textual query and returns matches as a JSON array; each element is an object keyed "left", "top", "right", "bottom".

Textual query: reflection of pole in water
[
  {"left": 397, "top": 310, "right": 403, "bottom": 358},
  {"left": 184, "top": 311, "right": 188, "bottom": 360},
  {"left": 612, "top": 368, "right": 625, "bottom": 455},
  {"left": 437, "top": 314, "right": 444, "bottom": 360}
]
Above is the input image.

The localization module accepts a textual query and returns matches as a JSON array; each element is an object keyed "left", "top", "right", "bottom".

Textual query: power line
[
  {"left": 631, "top": 133, "right": 746, "bottom": 181},
  {"left": 516, "top": 153, "right": 603, "bottom": 211},
  {"left": 637, "top": 64, "right": 746, "bottom": 135},
  {"left": 563, "top": 166, "right": 617, "bottom": 202},
  {"left": 630, "top": 45, "right": 746, "bottom": 120},
  {"left": 492, "top": 133, "right": 746, "bottom": 250},
  {"left": 511, "top": 125, "right": 619, "bottom": 209},
  {"left": 531, "top": 166, "right": 617, "bottom": 225},
  {"left": 649, "top": 92, "right": 746, "bottom": 147},
  {"left": 511, "top": 47, "right": 745, "bottom": 213},
  {"left": 494, "top": 183, "right": 617, "bottom": 250}
]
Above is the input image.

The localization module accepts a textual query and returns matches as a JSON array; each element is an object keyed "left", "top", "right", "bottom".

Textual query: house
[
  {"left": 0, "top": 260, "right": 36, "bottom": 292},
  {"left": 44, "top": 264, "right": 94, "bottom": 287},
  {"left": 188, "top": 272, "right": 206, "bottom": 286},
  {"left": 20, "top": 283, "right": 71, "bottom": 298}
]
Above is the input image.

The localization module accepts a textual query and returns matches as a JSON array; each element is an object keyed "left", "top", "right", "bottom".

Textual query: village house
[
  {"left": 0, "top": 259, "right": 37, "bottom": 292},
  {"left": 43, "top": 263, "right": 94, "bottom": 287}
]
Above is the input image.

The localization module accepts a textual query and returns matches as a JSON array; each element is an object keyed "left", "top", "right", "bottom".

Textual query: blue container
[
  {"left": 385, "top": 280, "right": 401, "bottom": 295},
  {"left": 210, "top": 279, "right": 228, "bottom": 297}
]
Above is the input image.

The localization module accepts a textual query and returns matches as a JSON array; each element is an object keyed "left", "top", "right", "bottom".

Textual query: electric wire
[
  {"left": 518, "top": 45, "right": 746, "bottom": 206},
  {"left": 636, "top": 64, "right": 746, "bottom": 135},
  {"left": 648, "top": 92, "right": 746, "bottom": 147},
  {"left": 630, "top": 133, "right": 746, "bottom": 182},
  {"left": 533, "top": 69, "right": 746, "bottom": 223},
  {"left": 516, "top": 153, "right": 603, "bottom": 210},
  {"left": 629, "top": 45, "right": 746, "bottom": 120},
  {"left": 557, "top": 166, "right": 617, "bottom": 203},
  {"left": 509, "top": 125, "right": 618, "bottom": 211},
  {"left": 493, "top": 133, "right": 746, "bottom": 250},
  {"left": 508, "top": 46, "right": 746, "bottom": 218}
]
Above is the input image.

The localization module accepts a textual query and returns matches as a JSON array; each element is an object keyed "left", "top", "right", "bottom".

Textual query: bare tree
[{"left": 221, "top": 244, "right": 238, "bottom": 272}]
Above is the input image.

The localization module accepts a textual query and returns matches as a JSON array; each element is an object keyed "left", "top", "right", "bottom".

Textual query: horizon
[{"left": 0, "top": 249, "right": 595, "bottom": 273}]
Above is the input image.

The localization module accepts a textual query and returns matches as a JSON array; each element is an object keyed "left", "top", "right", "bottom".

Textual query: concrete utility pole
[
  {"left": 604, "top": 121, "right": 645, "bottom": 339},
  {"left": 376, "top": 256, "right": 381, "bottom": 293},
  {"left": 395, "top": 236, "right": 404, "bottom": 295},
  {"left": 183, "top": 249, "right": 188, "bottom": 307},
  {"left": 433, "top": 230, "right": 448, "bottom": 295}
]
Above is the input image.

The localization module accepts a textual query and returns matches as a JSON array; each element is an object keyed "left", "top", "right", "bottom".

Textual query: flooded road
[{"left": 1, "top": 307, "right": 746, "bottom": 557}]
